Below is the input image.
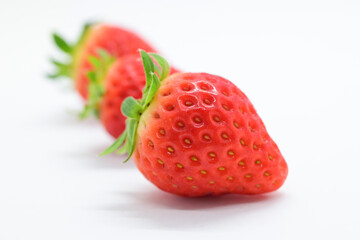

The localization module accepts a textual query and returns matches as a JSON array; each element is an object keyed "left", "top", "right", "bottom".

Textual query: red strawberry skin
[
  {"left": 75, "top": 24, "right": 156, "bottom": 99},
  {"left": 100, "top": 55, "right": 179, "bottom": 138},
  {"left": 100, "top": 55, "right": 145, "bottom": 138},
  {"left": 132, "top": 72, "right": 288, "bottom": 197}
]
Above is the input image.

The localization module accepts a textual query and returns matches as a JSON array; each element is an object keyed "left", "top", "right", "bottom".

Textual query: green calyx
[
  {"left": 48, "top": 23, "right": 93, "bottom": 79},
  {"left": 100, "top": 50, "right": 170, "bottom": 162},
  {"left": 79, "top": 49, "right": 115, "bottom": 119}
]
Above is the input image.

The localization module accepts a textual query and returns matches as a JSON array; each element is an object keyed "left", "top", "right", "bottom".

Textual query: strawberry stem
[{"left": 100, "top": 50, "right": 170, "bottom": 161}]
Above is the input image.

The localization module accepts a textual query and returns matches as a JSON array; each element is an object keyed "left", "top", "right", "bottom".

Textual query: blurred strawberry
[
  {"left": 49, "top": 23, "right": 155, "bottom": 99},
  {"left": 80, "top": 50, "right": 178, "bottom": 138}
]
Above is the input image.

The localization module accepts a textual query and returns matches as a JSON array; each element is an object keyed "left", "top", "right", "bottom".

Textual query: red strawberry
[
  {"left": 102, "top": 51, "right": 288, "bottom": 197},
  {"left": 80, "top": 50, "right": 179, "bottom": 138},
  {"left": 49, "top": 23, "right": 155, "bottom": 99},
  {"left": 99, "top": 54, "right": 146, "bottom": 138}
]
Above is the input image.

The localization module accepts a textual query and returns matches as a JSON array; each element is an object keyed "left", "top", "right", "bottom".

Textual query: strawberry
[
  {"left": 98, "top": 54, "right": 146, "bottom": 138},
  {"left": 49, "top": 23, "right": 155, "bottom": 99},
  {"left": 80, "top": 50, "right": 179, "bottom": 138},
  {"left": 102, "top": 51, "right": 288, "bottom": 197}
]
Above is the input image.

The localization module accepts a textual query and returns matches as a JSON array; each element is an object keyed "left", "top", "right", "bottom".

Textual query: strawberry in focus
[
  {"left": 49, "top": 23, "right": 155, "bottom": 99},
  {"left": 103, "top": 51, "right": 288, "bottom": 197}
]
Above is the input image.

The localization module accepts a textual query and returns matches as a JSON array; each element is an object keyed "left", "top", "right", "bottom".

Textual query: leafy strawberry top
[
  {"left": 100, "top": 50, "right": 170, "bottom": 161},
  {"left": 48, "top": 23, "right": 93, "bottom": 79},
  {"left": 79, "top": 49, "right": 115, "bottom": 119}
]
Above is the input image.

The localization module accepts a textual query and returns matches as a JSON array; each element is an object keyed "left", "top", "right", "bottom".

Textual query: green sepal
[
  {"left": 53, "top": 33, "right": 73, "bottom": 54},
  {"left": 101, "top": 50, "right": 171, "bottom": 160},
  {"left": 123, "top": 119, "right": 138, "bottom": 163},
  {"left": 121, "top": 97, "right": 142, "bottom": 119},
  {"left": 80, "top": 48, "right": 115, "bottom": 119},
  {"left": 78, "top": 23, "right": 93, "bottom": 44},
  {"left": 117, "top": 141, "right": 129, "bottom": 155},
  {"left": 140, "top": 50, "right": 156, "bottom": 104},
  {"left": 143, "top": 72, "right": 160, "bottom": 108},
  {"left": 48, "top": 23, "right": 94, "bottom": 80},
  {"left": 47, "top": 58, "right": 72, "bottom": 79},
  {"left": 100, "top": 131, "right": 127, "bottom": 156},
  {"left": 149, "top": 53, "right": 170, "bottom": 81},
  {"left": 88, "top": 56, "right": 101, "bottom": 69}
]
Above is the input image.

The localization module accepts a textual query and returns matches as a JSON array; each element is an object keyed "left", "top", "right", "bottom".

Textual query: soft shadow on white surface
[
  {"left": 124, "top": 190, "right": 280, "bottom": 210},
  {"left": 99, "top": 189, "right": 283, "bottom": 229},
  {"left": 58, "top": 144, "right": 136, "bottom": 169},
  {"left": 42, "top": 111, "right": 135, "bottom": 169},
  {"left": 43, "top": 111, "right": 99, "bottom": 127},
  {"left": 93, "top": 147, "right": 136, "bottom": 169}
]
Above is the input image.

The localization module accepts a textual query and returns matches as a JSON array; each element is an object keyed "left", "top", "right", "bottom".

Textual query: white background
[{"left": 1, "top": 0, "right": 360, "bottom": 239}]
